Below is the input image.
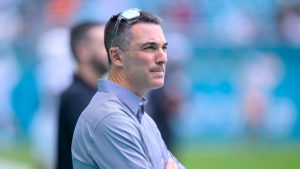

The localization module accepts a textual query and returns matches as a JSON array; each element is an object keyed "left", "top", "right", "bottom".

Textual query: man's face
[
  {"left": 86, "top": 26, "right": 109, "bottom": 75},
  {"left": 122, "top": 23, "right": 168, "bottom": 93}
]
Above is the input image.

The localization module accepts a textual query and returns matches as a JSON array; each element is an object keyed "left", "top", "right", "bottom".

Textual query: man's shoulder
[
  {"left": 61, "top": 80, "right": 96, "bottom": 107},
  {"left": 62, "top": 80, "right": 92, "bottom": 96},
  {"left": 60, "top": 85, "right": 79, "bottom": 103},
  {"left": 80, "top": 91, "right": 131, "bottom": 128}
]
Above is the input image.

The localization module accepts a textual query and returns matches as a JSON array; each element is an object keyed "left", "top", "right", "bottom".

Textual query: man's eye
[{"left": 144, "top": 46, "right": 156, "bottom": 50}]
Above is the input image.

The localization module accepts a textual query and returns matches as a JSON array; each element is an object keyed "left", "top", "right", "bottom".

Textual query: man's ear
[{"left": 109, "top": 47, "right": 124, "bottom": 67}]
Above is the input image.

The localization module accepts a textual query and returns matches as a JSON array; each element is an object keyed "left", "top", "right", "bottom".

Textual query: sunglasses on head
[{"left": 110, "top": 8, "right": 141, "bottom": 49}]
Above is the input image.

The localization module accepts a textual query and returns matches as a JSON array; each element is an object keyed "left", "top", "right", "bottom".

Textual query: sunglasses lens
[
  {"left": 110, "top": 8, "right": 141, "bottom": 49},
  {"left": 121, "top": 8, "right": 140, "bottom": 20}
]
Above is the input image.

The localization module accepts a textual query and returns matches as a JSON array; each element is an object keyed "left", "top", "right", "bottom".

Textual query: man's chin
[{"left": 150, "top": 81, "right": 164, "bottom": 89}]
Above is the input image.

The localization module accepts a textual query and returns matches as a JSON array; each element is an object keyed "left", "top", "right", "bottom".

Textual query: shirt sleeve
[
  {"left": 91, "top": 112, "right": 154, "bottom": 169},
  {"left": 149, "top": 115, "right": 185, "bottom": 169},
  {"left": 163, "top": 148, "right": 186, "bottom": 169}
]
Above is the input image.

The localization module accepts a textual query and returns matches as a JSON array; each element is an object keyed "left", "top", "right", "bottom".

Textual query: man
[
  {"left": 56, "top": 22, "right": 109, "bottom": 169},
  {"left": 72, "top": 8, "right": 185, "bottom": 169}
]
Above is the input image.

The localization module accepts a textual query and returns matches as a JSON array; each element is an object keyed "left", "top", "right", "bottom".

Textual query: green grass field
[
  {"left": 1, "top": 141, "right": 300, "bottom": 169},
  {"left": 177, "top": 144, "right": 300, "bottom": 169},
  {"left": 0, "top": 142, "right": 36, "bottom": 169}
]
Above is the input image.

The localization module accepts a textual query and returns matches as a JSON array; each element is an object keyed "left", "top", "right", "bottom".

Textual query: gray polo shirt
[{"left": 72, "top": 79, "right": 185, "bottom": 169}]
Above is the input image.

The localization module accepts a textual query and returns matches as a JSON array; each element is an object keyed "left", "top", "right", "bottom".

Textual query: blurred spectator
[
  {"left": 56, "top": 22, "right": 108, "bottom": 169},
  {"left": 238, "top": 52, "right": 290, "bottom": 139},
  {"left": 276, "top": 3, "right": 300, "bottom": 46}
]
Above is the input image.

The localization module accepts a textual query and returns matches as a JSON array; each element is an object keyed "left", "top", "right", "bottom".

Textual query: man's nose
[{"left": 156, "top": 48, "right": 167, "bottom": 65}]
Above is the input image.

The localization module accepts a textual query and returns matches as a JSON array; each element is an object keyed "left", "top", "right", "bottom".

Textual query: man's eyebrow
[
  {"left": 140, "top": 42, "right": 157, "bottom": 47},
  {"left": 140, "top": 42, "right": 168, "bottom": 48}
]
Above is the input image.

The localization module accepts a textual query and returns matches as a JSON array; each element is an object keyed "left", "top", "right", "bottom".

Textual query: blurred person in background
[
  {"left": 56, "top": 22, "right": 109, "bottom": 169},
  {"left": 276, "top": 3, "right": 300, "bottom": 46},
  {"left": 239, "top": 52, "right": 286, "bottom": 139},
  {"left": 72, "top": 8, "right": 185, "bottom": 169}
]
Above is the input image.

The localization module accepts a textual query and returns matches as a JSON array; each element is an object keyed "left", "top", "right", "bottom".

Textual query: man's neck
[{"left": 107, "top": 68, "right": 146, "bottom": 98}]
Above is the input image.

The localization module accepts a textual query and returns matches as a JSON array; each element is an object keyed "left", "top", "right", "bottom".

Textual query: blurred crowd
[{"left": 0, "top": 0, "right": 300, "bottom": 168}]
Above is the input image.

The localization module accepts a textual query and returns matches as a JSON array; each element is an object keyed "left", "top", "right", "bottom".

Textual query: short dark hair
[
  {"left": 104, "top": 10, "right": 162, "bottom": 64},
  {"left": 70, "top": 22, "right": 103, "bottom": 61}
]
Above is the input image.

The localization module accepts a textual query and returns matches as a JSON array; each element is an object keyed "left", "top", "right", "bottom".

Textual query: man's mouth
[{"left": 149, "top": 66, "right": 165, "bottom": 73}]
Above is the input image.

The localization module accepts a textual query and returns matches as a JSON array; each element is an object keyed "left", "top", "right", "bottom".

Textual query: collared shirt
[{"left": 72, "top": 79, "right": 185, "bottom": 169}]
